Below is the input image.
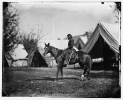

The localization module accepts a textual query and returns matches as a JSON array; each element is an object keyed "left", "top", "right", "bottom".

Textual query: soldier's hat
[{"left": 67, "top": 34, "right": 72, "bottom": 39}]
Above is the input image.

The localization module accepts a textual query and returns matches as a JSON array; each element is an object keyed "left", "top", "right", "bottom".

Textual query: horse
[{"left": 43, "top": 43, "right": 92, "bottom": 81}]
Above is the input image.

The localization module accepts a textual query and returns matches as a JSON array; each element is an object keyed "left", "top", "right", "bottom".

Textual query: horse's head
[{"left": 43, "top": 43, "right": 51, "bottom": 56}]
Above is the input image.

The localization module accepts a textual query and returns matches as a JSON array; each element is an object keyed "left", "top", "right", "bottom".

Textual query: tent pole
[
  {"left": 53, "top": 18, "right": 55, "bottom": 46},
  {"left": 99, "top": 27, "right": 104, "bottom": 70},
  {"left": 99, "top": 33, "right": 103, "bottom": 70}
]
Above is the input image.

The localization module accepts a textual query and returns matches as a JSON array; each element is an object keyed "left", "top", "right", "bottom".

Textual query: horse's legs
[
  {"left": 79, "top": 54, "right": 92, "bottom": 81},
  {"left": 83, "top": 63, "right": 91, "bottom": 80},
  {"left": 79, "top": 61, "right": 89, "bottom": 80},
  {"left": 81, "top": 65, "right": 87, "bottom": 80},
  {"left": 86, "top": 58, "right": 92, "bottom": 80},
  {"left": 60, "top": 60, "right": 64, "bottom": 79},
  {"left": 56, "top": 63, "right": 61, "bottom": 80},
  {"left": 86, "top": 65, "right": 91, "bottom": 80},
  {"left": 87, "top": 69, "right": 90, "bottom": 80},
  {"left": 60, "top": 67, "right": 63, "bottom": 79},
  {"left": 79, "top": 62, "right": 85, "bottom": 80}
]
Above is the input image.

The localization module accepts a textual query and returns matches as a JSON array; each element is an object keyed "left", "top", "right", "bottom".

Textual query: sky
[{"left": 12, "top": 2, "right": 118, "bottom": 40}]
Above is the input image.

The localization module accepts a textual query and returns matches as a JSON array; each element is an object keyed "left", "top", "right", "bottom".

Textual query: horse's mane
[
  {"left": 50, "top": 46, "right": 63, "bottom": 59},
  {"left": 50, "top": 46, "right": 63, "bottom": 52}
]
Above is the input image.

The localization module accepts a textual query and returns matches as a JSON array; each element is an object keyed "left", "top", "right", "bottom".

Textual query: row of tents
[
  {"left": 3, "top": 44, "right": 48, "bottom": 67},
  {"left": 83, "top": 22, "right": 120, "bottom": 69},
  {"left": 67, "top": 21, "right": 120, "bottom": 69},
  {"left": 3, "top": 40, "right": 78, "bottom": 67},
  {"left": 3, "top": 21, "right": 120, "bottom": 68},
  {"left": 83, "top": 22, "right": 119, "bottom": 60}
]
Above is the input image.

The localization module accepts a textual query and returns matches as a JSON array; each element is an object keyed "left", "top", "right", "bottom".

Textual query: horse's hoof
[
  {"left": 54, "top": 80, "right": 57, "bottom": 82},
  {"left": 81, "top": 78, "right": 84, "bottom": 81},
  {"left": 54, "top": 79, "right": 58, "bottom": 82},
  {"left": 80, "top": 74, "right": 84, "bottom": 80}
]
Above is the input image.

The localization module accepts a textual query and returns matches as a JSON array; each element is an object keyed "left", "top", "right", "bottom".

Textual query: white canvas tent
[
  {"left": 82, "top": 22, "right": 119, "bottom": 65},
  {"left": 4, "top": 44, "right": 28, "bottom": 67},
  {"left": 11, "top": 44, "right": 28, "bottom": 59},
  {"left": 80, "top": 36, "right": 88, "bottom": 44},
  {"left": 83, "top": 22, "right": 119, "bottom": 55},
  {"left": 74, "top": 36, "right": 88, "bottom": 50}
]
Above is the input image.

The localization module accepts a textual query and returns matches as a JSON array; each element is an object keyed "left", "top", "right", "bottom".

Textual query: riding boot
[
  {"left": 63, "top": 61, "right": 67, "bottom": 67},
  {"left": 64, "top": 59, "right": 68, "bottom": 65},
  {"left": 64, "top": 55, "right": 69, "bottom": 66}
]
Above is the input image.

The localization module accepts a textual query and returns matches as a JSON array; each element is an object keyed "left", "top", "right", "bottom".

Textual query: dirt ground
[{"left": 2, "top": 66, "right": 120, "bottom": 98}]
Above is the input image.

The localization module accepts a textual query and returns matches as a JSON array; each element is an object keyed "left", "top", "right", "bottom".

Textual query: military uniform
[
  {"left": 60, "top": 35, "right": 76, "bottom": 65},
  {"left": 68, "top": 39, "right": 74, "bottom": 49}
]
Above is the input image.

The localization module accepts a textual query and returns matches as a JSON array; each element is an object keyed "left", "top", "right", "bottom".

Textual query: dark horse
[{"left": 44, "top": 43, "right": 92, "bottom": 80}]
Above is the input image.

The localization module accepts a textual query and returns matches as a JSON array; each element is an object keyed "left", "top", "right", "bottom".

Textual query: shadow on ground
[{"left": 25, "top": 76, "right": 81, "bottom": 82}]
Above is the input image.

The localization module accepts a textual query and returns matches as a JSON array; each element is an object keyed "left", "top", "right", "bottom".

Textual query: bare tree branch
[{"left": 19, "top": 24, "right": 49, "bottom": 67}]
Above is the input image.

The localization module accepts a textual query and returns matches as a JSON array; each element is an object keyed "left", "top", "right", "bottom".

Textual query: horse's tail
[
  {"left": 87, "top": 55, "right": 92, "bottom": 71},
  {"left": 89, "top": 55, "right": 92, "bottom": 70}
]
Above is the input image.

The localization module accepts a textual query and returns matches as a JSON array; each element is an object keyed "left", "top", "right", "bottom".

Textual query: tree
[
  {"left": 3, "top": 2, "right": 19, "bottom": 52},
  {"left": 101, "top": 2, "right": 121, "bottom": 23},
  {"left": 21, "top": 25, "right": 48, "bottom": 67},
  {"left": 3, "top": 2, "right": 19, "bottom": 68},
  {"left": 114, "top": 2, "right": 121, "bottom": 12},
  {"left": 82, "top": 30, "right": 93, "bottom": 40}
]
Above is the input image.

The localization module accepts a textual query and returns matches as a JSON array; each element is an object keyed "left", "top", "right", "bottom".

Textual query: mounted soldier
[
  {"left": 43, "top": 35, "right": 92, "bottom": 80},
  {"left": 44, "top": 38, "right": 92, "bottom": 80},
  {"left": 61, "top": 34, "right": 76, "bottom": 66}
]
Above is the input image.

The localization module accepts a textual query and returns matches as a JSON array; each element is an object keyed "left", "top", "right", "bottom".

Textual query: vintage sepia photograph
[{"left": 2, "top": 1, "right": 121, "bottom": 97}]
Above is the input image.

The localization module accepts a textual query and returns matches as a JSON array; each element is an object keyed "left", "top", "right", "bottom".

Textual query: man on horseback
[
  {"left": 61, "top": 34, "right": 76, "bottom": 66},
  {"left": 44, "top": 37, "right": 92, "bottom": 80}
]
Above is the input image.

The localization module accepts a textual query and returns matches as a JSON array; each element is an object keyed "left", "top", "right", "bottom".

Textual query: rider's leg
[
  {"left": 64, "top": 55, "right": 68, "bottom": 65},
  {"left": 62, "top": 48, "right": 69, "bottom": 65},
  {"left": 65, "top": 48, "right": 72, "bottom": 65}
]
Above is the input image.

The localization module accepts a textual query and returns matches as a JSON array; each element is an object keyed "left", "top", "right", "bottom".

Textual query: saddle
[
  {"left": 56, "top": 48, "right": 77, "bottom": 64},
  {"left": 68, "top": 49, "right": 77, "bottom": 59},
  {"left": 64, "top": 48, "right": 78, "bottom": 64}
]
